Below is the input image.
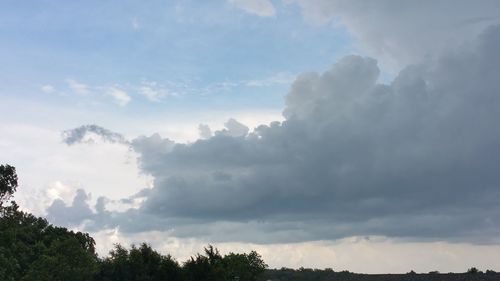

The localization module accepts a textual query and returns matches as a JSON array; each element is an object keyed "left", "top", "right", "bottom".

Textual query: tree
[
  {"left": 0, "top": 164, "right": 18, "bottom": 207},
  {"left": 97, "top": 243, "right": 182, "bottom": 281},
  {"left": 21, "top": 237, "right": 98, "bottom": 281},
  {"left": 0, "top": 166, "right": 98, "bottom": 281},
  {"left": 223, "top": 251, "right": 267, "bottom": 281},
  {"left": 467, "top": 267, "right": 479, "bottom": 274},
  {"left": 183, "top": 246, "right": 267, "bottom": 281}
]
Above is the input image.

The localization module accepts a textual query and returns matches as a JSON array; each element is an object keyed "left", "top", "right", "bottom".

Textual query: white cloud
[
  {"left": 45, "top": 181, "right": 78, "bottom": 205},
  {"left": 66, "top": 79, "right": 90, "bottom": 95},
  {"left": 229, "top": 0, "right": 276, "bottom": 17},
  {"left": 138, "top": 81, "right": 169, "bottom": 102},
  {"left": 40, "top": 84, "right": 55, "bottom": 94},
  {"left": 0, "top": 123, "right": 151, "bottom": 217},
  {"left": 106, "top": 87, "right": 131, "bottom": 106}
]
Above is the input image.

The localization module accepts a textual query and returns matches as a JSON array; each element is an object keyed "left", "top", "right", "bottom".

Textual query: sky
[{"left": 2, "top": 0, "right": 500, "bottom": 273}]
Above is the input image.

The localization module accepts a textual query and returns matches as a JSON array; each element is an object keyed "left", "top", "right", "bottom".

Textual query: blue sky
[{"left": 1, "top": 0, "right": 351, "bottom": 115}]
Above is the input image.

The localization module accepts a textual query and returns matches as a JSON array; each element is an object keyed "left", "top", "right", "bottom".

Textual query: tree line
[{"left": 1, "top": 164, "right": 499, "bottom": 281}]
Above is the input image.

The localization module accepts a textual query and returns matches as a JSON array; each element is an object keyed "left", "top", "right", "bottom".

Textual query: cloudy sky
[{"left": 3, "top": 0, "right": 500, "bottom": 273}]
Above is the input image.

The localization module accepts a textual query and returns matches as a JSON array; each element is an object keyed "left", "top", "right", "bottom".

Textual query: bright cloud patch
[
  {"left": 106, "top": 87, "right": 131, "bottom": 106},
  {"left": 139, "top": 81, "right": 169, "bottom": 102},
  {"left": 66, "top": 79, "right": 90, "bottom": 95},
  {"left": 229, "top": 0, "right": 276, "bottom": 17},
  {"left": 40, "top": 84, "right": 55, "bottom": 94}
]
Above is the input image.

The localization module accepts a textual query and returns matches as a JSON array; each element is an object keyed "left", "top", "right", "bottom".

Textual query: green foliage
[
  {"left": 21, "top": 237, "right": 97, "bottom": 281},
  {"left": 96, "top": 243, "right": 267, "bottom": 281},
  {"left": 97, "top": 243, "right": 181, "bottom": 281},
  {"left": 223, "top": 251, "right": 267, "bottom": 281},
  {"left": 183, "top": 245, "right": 267, "bottom": 281},
  {"left": 0, "top": 164, "right": 98, "bottom": 281},
  {"left": 265, "top": 267, "right": 340, "bottom": 281},
  {"left": 0, "top": 202, "right": 97, "bottom": 281},
  {"left": 183, "top": 245, "right": 224, "bottom": 281}
]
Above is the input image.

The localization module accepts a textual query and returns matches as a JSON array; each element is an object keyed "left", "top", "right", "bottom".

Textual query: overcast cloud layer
[{"left": 53, "top": 23, "right": 500, "bottom": 244}]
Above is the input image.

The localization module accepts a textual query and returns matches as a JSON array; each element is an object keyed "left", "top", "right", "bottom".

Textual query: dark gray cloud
[
  {"left": 62, "top": 124, "right": 128, "bottom": 145},
  {"left": 198, "top": 124, "right": 213, "bottom": 139},
  {"left": 216, "top": 118, "right": 249, "bottom": 137},
  {"left": 46, "top": 189, "right": 94, "bottom": 226},
  {"left": 50, "top": 25, "right": 500, "bottom": 244}
]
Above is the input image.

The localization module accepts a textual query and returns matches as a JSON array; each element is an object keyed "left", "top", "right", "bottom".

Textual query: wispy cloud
[
  {"left": 138, "top": 81, "right": 169, "bottom": 102},
  {"left": 245, "top": 72, "right": 295, "bottom": 87},
  {"left": 66, "top": 79, "right": 90, "bottom": 95},
  {"left": 106, "top": 87, "right": 131, "bottom": 107},
  {"left": 228, "top": 0, "right": 276, "bottom": 17},
  {"left": 183, "top": 72, "right": 296, "bottom": 96},
  {"left": 45, "top": 72, "right": 293, "bottom": 108},
  {"left": 62, "top": 124, "right": 128, "bottom": 145},
  {"left": 40, "top": 84, "right": 56, "bottom": 94}
]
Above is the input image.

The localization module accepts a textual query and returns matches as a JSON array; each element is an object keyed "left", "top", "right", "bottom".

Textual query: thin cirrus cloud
[
  {"left": 66, "top": 79, "right": 90, "bottom": 95},
  {"left": 63, "top": 79, "right": 131, "bottom": 106},
  {"left": 48, "top": 74, "right": 290, "bottom": 107},
  {"left": 40, "top": 84, "right": 56, "bottom": 94},
  {"left": 54, "top": 24, "right": 500, "bottom": 244},
  {"left": 138, "top": 81, "right": 169, "bottom": 102},
  {"left": 105, "top": 87, "right": 131, "bottom": 107},
  {"left": 228, "top": 0, "right": 276, "bottom": 17}
]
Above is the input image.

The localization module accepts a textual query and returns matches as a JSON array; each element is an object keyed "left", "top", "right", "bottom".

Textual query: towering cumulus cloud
[{"left": 56, "top": 25, "right": 500, "bottom": 244}]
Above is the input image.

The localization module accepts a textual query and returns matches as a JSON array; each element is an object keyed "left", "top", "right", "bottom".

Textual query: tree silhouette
[
  {"left": 467, "top": 267, "right": 479, "bottom": 274},
  {"left": 0, "top": 164, "right": 18, "bottom": 207},
  {"left": 97, "top": 243, "right": 182, "bottom": 281}
]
